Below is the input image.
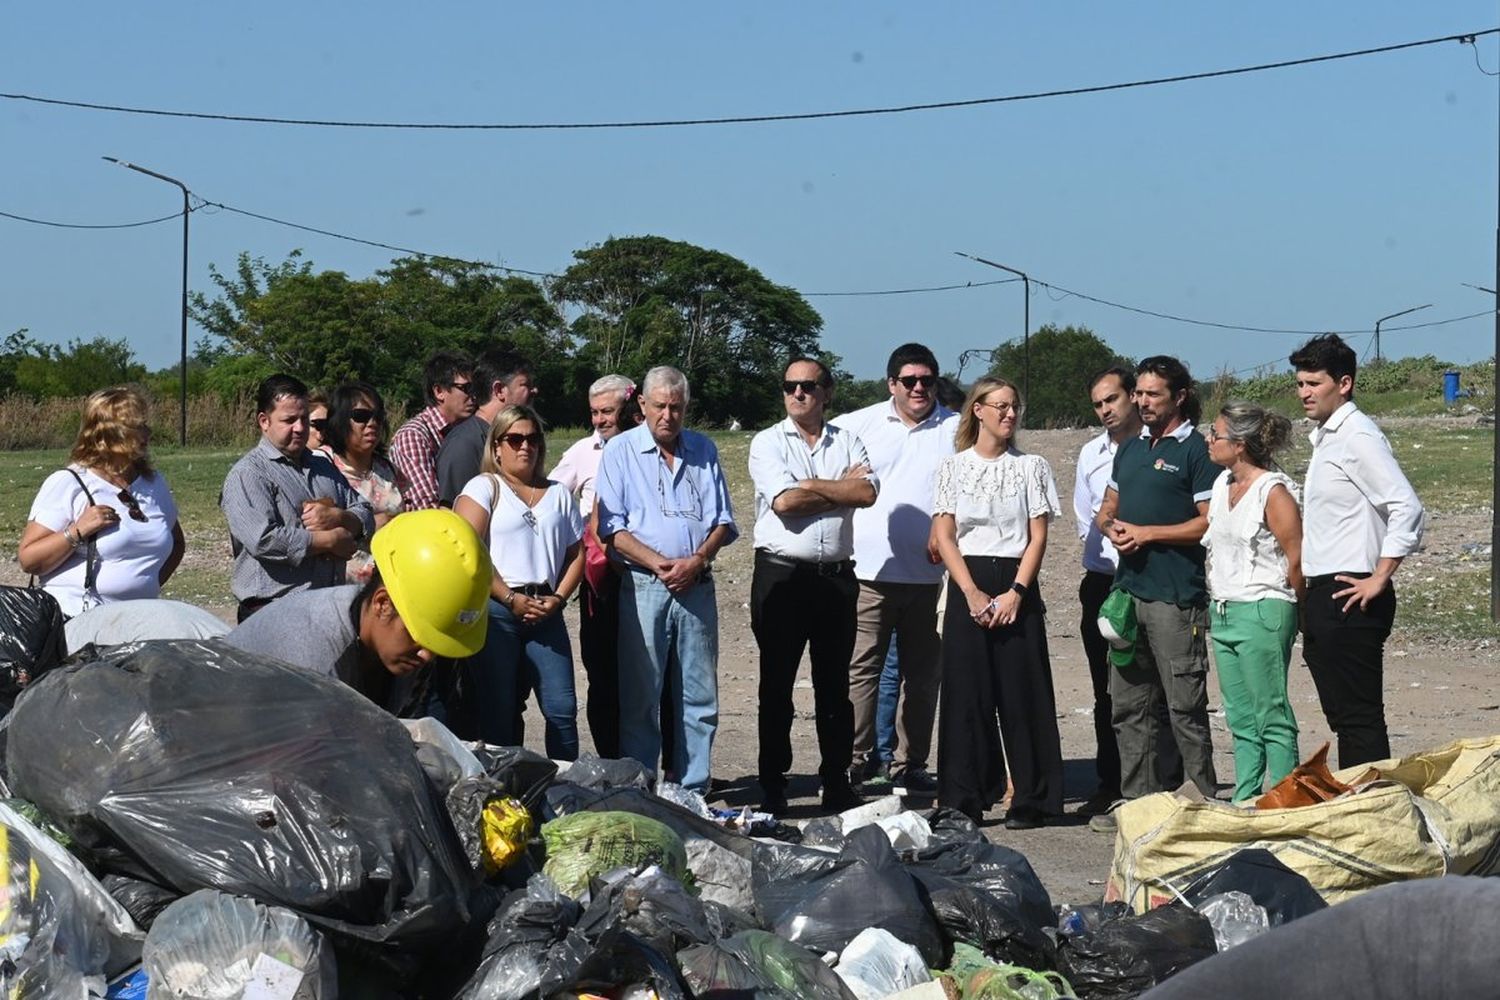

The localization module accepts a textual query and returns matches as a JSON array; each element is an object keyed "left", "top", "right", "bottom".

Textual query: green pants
[{"left": 1210, "top": 599, "right": 1300, "bottom": 802}]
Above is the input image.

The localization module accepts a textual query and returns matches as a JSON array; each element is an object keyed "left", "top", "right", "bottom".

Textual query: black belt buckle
[{"left": 515, "top": 583, "right": 554, "bottom": 597}]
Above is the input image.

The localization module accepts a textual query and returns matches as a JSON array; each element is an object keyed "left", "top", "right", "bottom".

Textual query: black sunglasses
[
  {"left": 348, "top": 408, "right": 379, "bottom": 425},
  {"left": 782, "top": 379, "right": 824, "bottom": 396},
  {"left": 309, "top": 418, "right": 329, "bottom": 432},
  {"left": 501, "top": 432, "right": 544, "bottom": 449},
  {"left": 117, "top": 490, "right": 147, "bottom": 522},
  {"left": 447, "top": 380, "right": 474, "bottom": 396},
  {"left": 894, "top": 374, "right": 937, "bottom": 390}
]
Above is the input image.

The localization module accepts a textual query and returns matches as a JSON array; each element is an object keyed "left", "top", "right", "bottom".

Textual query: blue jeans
[
  {"left": 472, "top": 597, "right": 579, "bottom": 760},
  {"left": 618, "top": 569, "right": 719, "bottom": 793},
  {"left": 876, "top": 638, "right": 899, "bottom": 764}
]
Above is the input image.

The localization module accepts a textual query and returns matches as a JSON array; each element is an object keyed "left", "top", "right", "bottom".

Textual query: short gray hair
[
  {"left": 589, "top": 374, "right": 636, "bottom": 400},
  {"left": 642, "top": 365, "right": 690, "bottom": 405}
]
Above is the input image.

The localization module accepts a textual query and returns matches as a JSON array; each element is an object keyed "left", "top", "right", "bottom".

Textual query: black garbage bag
[
  {"left": 566, "top": 753, "right": 654, "bottom": 790},
  {"left": 1058, "top": 901, "right": 1131, "bottom": 938},
  {"left": 0, "top": 585, "right": 65, "bottom": 717},
  {"left": 679, "top": 929, "right": 857, "bottom": 1000},
  {"left": 754, "top": 825, "right": 944, "bottom": 966},
  {"left": 455, "top": 877, "right": 592, "bottom": 1000},
  {"left": 102, "top": 874, "right": 180, "bottom": 930},
  {"left": 470, "top": 744, "right": 558, "bottom": 810},
  {"left": 907, "top": 835, "right": 1055, "bottom": 933},
  {"left": 1057, "top": 902, "right": 1217, "bottom": 999},
  {"left": 5, "top": 640, "right": 475, "bottom": 958},
  {"left": 911, "top": 868, "right": 1055, "bottom": 970},
  {"left": 1179, "top": 848, "right": 1328, "bottom": 927},
  {"left": 924, "top": 806, "right": 988, "bottom": 846},
  {"left": 577, "top": 867, "right": 717, "bottom": 956},
  {"left": 553, "top": 924, "right": 691, "bottom": 999},
  {"left": 799, "top": 816, "right": 846, "bottom": 850}
]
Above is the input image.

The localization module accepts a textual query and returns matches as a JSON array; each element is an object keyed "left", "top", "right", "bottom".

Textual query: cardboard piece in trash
[{"left": 1106, "top": 734, "right": 1500, "bottom": 912}]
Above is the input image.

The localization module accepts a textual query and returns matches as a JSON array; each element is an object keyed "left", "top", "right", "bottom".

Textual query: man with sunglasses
[
  {"left": 748, "top": 357, "right": 877, "bottom": 814},
  {"left": 390, "top": 351, "right": 476, "bottom": 511},
  {"left": 829, "top": 343, "right": 958, "bottom": 797},
  {"left": 437, "top": 351, "right": 538, "bottom": 508},
  {"left": 595, "top": 365, "right": 737, "bottom": 794}
]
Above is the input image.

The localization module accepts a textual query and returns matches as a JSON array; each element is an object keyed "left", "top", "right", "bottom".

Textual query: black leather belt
[
  {"left": 1306, "top": 572, "right": 1368, "bottom": 589},
  {"left": 757, "top": 551, "right": 853, "bottom": 577},
  {"left": 512, "top": 583, "right": 555, "bottom": 597}
]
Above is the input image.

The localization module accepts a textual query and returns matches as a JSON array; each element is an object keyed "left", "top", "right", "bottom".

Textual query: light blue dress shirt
[{"left": 595, "top": 424, "right": 737, "bottom": 563}]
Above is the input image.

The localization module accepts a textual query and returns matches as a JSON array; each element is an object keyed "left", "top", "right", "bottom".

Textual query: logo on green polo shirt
[{"left": 1152, "top": 458, "right": 1180, "bottom": 473}]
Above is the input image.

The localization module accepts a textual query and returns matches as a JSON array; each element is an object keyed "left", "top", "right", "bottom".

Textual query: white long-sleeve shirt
[
  {"left": 1073, "top": 430, "right": 1120, "bottom": 575},
  {"left": 1301, "top": 401, "right": 1424, "bottom": 577}
]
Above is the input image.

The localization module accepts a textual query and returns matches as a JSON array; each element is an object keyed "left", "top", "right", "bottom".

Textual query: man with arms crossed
[
  {"left": 749, "top": 357, "right": 876, "bottom": 814},
  {"left": 1093, "top": 356, "right": 1217, "bottom": 831},
  {"left": 831, "top": 342, "right": 957, "bottom": 796},
  {"left": 595, "top": 366, "right": 737, "bottom": 792},
  {"left": 1291, "top": 333, "right": 1423, "bottom": 767}
]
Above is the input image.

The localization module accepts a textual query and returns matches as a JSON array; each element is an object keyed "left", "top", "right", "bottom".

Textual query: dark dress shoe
[
  {"left": 761, "top": 791, "right": 789, "bottom": 816},
  {"left": 821, "top": 783, "right": 865, "bottom": 813},
  {"left": 1003, "top": 810, "right": 1044, "bottom": 830}
]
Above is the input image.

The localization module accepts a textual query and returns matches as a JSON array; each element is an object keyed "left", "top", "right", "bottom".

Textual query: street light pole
[
  {"left": 1372, "top": 303, "right": 1432, "bottom": 365},
  {"left": 955, "top": 252, "right": 1030, "bottom": 402},
  {"left": 103, "top": 157, "right": 191, "bottom": 446}
]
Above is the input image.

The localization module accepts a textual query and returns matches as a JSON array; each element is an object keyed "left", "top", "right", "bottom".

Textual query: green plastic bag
[
  {"left": 945, "top": 942, "right": 1077, "bottom": 1000},
  {"left": 1096, "top": 588, "right": 1137, "bottom": 668},
  {"left": 541, "top": 810, "right": 690, "bottom": 898}
]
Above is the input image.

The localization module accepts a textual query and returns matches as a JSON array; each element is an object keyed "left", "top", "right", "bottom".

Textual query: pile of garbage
[{"left": 0, "top": 599, "right": 1475, "bottom": 998}]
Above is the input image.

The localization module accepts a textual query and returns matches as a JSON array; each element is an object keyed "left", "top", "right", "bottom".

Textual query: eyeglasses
[
  {"left": 446, "top": 380, "right": 474, "bottom": 396},
  {"left": 782, "top": 379, "right": 824, "bottom": 396},
  {"left": 977, "top": 401, "right": 1019, "bottom": 415},
  {"left": 501, "top": 432, "right": 544, "bottom": 449},
  {"left": 309, "top": 418, "right": 328, "bottom": 433},
  {"left": 348, "top": 408, "right": 379, "bottom": 425},
  {"left": 116, "top": 490, "right": 147, "bottom": 522},
  {"left": 657, "top": 459, "right": 704, "bottom": 520},
  {"left": 1207, "top": 428, "right": 1234, "bottom": 443},
  {"left": 894, "top": 374, "right": 937, "bottom": 390}
]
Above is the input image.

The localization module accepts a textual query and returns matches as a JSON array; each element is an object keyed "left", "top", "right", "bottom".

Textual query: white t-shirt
[
  {"left": 28, "top": 466, "right": 179, "bottom": 618},
  {"left": 460, "top": 474, "right": 584, "bottom": 588},
  {"left": 1206, "top": 469, "right": 1299, "bottom": 604},
  {"left": 933, "top": 448, "right": 1061, "bottom": 558}
]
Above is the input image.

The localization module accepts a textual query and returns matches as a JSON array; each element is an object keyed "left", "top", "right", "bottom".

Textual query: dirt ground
[{"left": 7, "top": 426, "right": 1495, "bottom": 911}]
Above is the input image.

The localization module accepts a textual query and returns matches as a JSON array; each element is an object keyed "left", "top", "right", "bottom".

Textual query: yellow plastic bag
[{"left": 479, "top": 797, "right": 534, "bottom": 874}]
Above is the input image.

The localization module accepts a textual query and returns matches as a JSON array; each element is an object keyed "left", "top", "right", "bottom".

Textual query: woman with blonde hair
[
  {"left": 455, "top": 404, "right": 584, "bottom": 757},
  {"left": 931, "top": 375, "right": 1064, "bottom": 828},
  {"left": 19, "top": 387, "right": 184, "bottom": 617}
]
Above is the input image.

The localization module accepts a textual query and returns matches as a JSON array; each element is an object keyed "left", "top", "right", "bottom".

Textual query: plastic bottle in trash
[{"left": 1199, "top": 890, "right": 1269, "bottom": 951}]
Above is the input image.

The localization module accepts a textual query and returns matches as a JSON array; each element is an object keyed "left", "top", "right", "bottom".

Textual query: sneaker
[
  {"left": 893, "top": 767, "right": 938, "bottom": 797},
  {"left": 850, "top": 758, "right": 892, "bottom": 791},
  {"left": 821, "top": 782, "right": 865, "bottom": 813},
  {"left": 1088, "top": 800, "right": 1126, "bottom": 833}
]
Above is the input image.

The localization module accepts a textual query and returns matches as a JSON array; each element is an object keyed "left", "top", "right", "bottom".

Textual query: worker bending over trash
[{"left": 222, "top": 507, "right": 490, "bottom": 713}]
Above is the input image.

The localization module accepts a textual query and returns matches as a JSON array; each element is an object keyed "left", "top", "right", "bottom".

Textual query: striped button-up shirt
[
  {"left": 389, "top": 405, "right": 452, "bottom": 511},
  {"left": 220, "top": 437, "right": 376, "bottom": 603}
]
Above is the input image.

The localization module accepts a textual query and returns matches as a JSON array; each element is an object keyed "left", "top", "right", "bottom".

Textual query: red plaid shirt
[{"left": 389, "top": 405, "right": 452, "bottom": 511}]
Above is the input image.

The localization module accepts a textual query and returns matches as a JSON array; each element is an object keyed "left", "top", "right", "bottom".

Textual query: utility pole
[
  {"left": 103, "top": 157, "right": 192, "bottom": 446},
  {"left": 955, "top": 252, "right": 1030, "bottom": 402},
  {"left": 1373, "top": 304, "right": 1431, "bottom": 366}
]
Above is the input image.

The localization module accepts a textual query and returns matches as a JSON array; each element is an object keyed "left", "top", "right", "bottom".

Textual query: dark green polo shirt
[{"left": 1109, "top": 424, "right": 1217, "bottom": 607}]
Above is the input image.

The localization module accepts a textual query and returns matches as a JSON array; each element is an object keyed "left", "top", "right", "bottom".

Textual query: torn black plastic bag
[
  {"left": 469, "top": 744, "right": 558, "bottom": 811},
  {"left": 5, "top": 639, "right": 475, "bottom": 956},
  {"left": 754, "top": 825, "right": 944, "bottom": 966},
  {"left": 1179, "top": 848, "right": 1328, "bottom": 927},
  {"left": 0, "top": 584, "right": 65, "bottom": 718},
  {"left": 679, "top": 929, "right": 856, "bottom": 1000},
  {"left": 1056, "top": 902, "right": 1218, "bottom": 999},
  {"left": 906, "top": 833, "right": 1055, "bottom": 933},
  {"left": 911, "top": 867, "right": 1056, "bottom": 970},
  {"left": 576, "top": 867, "right": 718, "bottom": 957}
]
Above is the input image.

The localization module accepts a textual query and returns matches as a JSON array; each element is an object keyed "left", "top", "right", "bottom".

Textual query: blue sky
[{"left": 3, "top": 4, "right": 1497, "bottom": 383}]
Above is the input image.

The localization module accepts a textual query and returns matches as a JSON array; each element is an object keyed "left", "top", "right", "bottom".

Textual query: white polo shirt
[
  {"left": 1073, "top": 430, "right": 1121, "bottom": 575},
  {"left": 550, "top": 431, "right": 605, "bottom": 514},
  {"left": 830, "top": 398, "right": 958, "bottom": 585},
  {"left": 1302, "top": 401, "right": 1424, "bottom": 577},
  {"left": 749, "top": 418, "right": 878, "bottom": 562}
]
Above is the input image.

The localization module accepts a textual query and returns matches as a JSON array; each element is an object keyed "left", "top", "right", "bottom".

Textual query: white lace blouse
[{"left": 934, "top": 448, "right": 1061, "bottom": 558}]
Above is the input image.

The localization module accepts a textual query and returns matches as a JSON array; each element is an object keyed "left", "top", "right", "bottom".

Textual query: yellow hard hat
[{"left": 370, "top": 508, "right": 490, "bottom": 658}]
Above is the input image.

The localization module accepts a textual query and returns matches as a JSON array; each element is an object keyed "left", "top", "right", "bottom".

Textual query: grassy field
[{"left": 1, "top": 422, "right": 1494, "bottom": 639}]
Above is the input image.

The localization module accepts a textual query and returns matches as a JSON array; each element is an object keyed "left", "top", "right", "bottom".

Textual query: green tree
[
  {"left": 986, "top": 324, "right": 1132, "bottom": 428},
  {"left": 10, "top": 336, "right": 147, "bottom": 398},
  {"left": 551, "top": 236, "right": 823, "bottom": 426}
]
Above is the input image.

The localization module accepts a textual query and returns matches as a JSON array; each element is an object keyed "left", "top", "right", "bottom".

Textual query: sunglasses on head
[
  {"left": 781, "top": 379, "right": 824, "bottom": 396},
  {"left": 117, "top": 490, "right": 147, "bottom": 522},
  {"left": 894, "top": 374, "right": 936, "bottom": 390},
  {"left": 348, "top": 408, "right": 379, "bottom": 425},
  {"left": 501, "top": 432, "right": 544, "bottom": 449}
]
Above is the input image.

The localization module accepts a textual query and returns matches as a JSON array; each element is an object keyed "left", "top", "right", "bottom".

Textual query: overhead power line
[
  {"left": 804, "top": 278, "right": 1021, "bottom": 297},
  {"left": 2, "top": 29, "right": 1493, "bottom": 131},
  {"left": 0, "top": 207, "right": 191, "bottom": 229}
]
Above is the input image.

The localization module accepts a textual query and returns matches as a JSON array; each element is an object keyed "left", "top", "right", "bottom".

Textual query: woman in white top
[
  {"left": 455, "top": 404, "right": 584, "bottom": 759},
  {"left": 931, "top": 376, "right": 1064, "bottom": 829},
  {"left": 19, "top": 387, "right": 184, "bottom": 618},
  {"left": 1204, "top": 401, "right": 1303, "bottom": 802}
]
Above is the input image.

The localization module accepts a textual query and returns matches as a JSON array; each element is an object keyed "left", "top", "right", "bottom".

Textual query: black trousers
[
  {"left": 579, "top": 570, "right": 622, "bottom": 759},
  {"left": 1079, "top": 571, "right": 1183, "bottom": 799},
  {"left": 1303, "top": 573, "right": 1396, "bottom": 768},
  {"left": 937, "top": 556, "right": 1064, "bottom": 822},
  {"left": 750, "top": 551, "right": 858, "bottom": 793}
]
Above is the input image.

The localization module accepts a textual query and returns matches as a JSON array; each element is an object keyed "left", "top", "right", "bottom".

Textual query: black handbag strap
[{"left": 62, "top": 467, "right": 99, "bottom": 593}]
